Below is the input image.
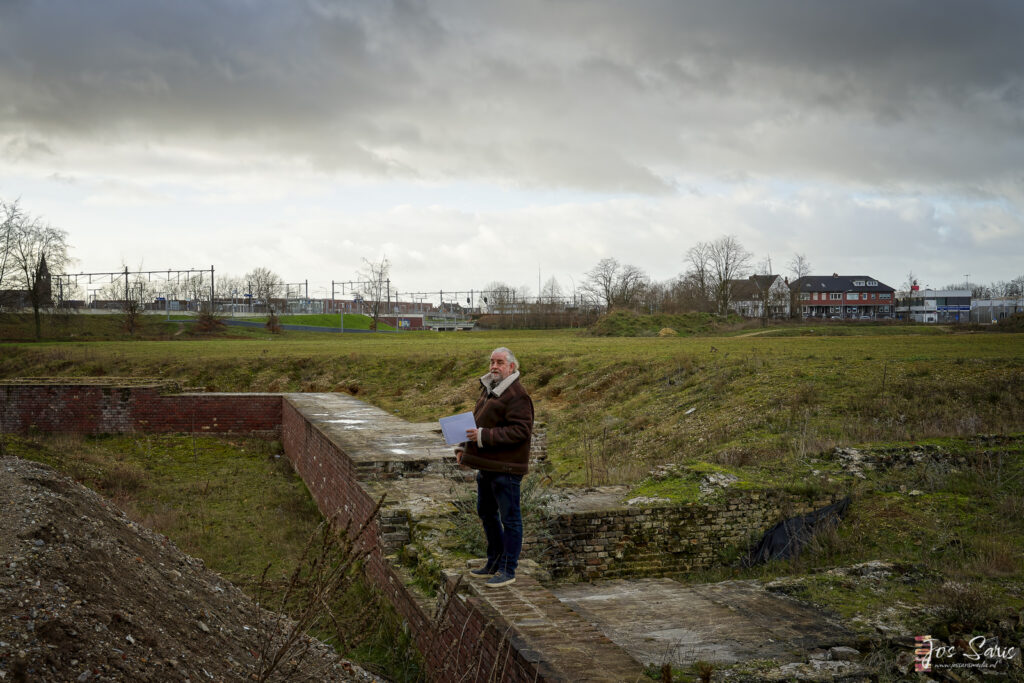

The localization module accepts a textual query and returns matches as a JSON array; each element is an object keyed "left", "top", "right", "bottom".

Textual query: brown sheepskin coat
[{"left": 459, "top": 373, "right": 534, "bottom": 475}]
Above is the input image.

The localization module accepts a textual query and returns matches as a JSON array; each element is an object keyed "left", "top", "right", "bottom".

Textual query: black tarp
[{"left": 743, "top": 496, "right": 851, "bottom": 567}]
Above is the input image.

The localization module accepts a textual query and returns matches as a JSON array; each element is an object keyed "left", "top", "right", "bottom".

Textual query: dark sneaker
[
  {"left": 469, "top": 566, "right": 496, "bottom": 578},
  {"left": 469, "top": 559, "right": 497, "bottom": 578},
  {"left": 484, "top": 571, "right": 516, "bottom": 588}
]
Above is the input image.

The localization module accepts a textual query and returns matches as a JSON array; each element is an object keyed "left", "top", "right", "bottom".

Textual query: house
[
  {"left": 728, "top": 274, "right": 790, "bottom": 318},
  {"left": 896, "top": 288, "right": 971, "bottom": 323},
  {"left": 789, "top": 274, "right": 896, "bottom": 319}
]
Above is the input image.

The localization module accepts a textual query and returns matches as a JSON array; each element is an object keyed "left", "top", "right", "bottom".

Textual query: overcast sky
[{"left": 2, "top": 0, "right": 1023, "bottom": 300}]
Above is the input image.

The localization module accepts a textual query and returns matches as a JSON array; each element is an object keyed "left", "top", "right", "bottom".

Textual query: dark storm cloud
[{"left": 2, "top": 0, "right": 1023, "bottom": 191}]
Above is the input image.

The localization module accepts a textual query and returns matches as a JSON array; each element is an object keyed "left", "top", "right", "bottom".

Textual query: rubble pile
[{"left": 0, "top": 456, "right": 376, "bottom": 682}]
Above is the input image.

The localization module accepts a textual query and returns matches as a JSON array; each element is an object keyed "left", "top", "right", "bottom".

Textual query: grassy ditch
[{"left": 0, "top": 432, "right": 423, "bottom": 681}]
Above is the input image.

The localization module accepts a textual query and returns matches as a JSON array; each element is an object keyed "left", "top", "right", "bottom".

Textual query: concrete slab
[
  {"left": 542, "top": 486, "right": 632, "bottom": 513},
  {"left": 361, "top": 475, "right": 473, "bottom": 518},
  {"left": 552, "top": 578, "right": 855, "bottom": 667},
  {"left": 286, "top": 393, "right": 450, "bottom": 467},
  {"left": 286, "top": 393, "right": 473, "bottom": 517},
  {"left": 464, "top": 573, "right": 647, "bottom": 682}
]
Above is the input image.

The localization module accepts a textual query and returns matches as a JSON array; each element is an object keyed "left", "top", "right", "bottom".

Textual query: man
[{"left": 455, "top": 347, "right": 534, "bottom": 588}]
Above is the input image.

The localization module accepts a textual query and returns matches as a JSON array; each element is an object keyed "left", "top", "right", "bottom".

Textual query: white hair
[{"left": 492, "top": 347, "right": 519, "bottom": 372}]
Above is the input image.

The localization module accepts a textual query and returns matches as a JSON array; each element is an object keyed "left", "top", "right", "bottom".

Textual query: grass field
[
  {"left": 2, "top": 322, "right": 1022, "bottom": 485},
  {"left": 0, "top": 311, "right": 392, "bottom": 341}
]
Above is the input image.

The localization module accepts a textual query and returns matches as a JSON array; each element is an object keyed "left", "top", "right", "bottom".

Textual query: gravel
[{"left": 0, "top": 456, "right": 379, "bottom": 682}]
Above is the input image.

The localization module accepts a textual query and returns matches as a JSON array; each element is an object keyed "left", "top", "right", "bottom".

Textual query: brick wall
[
  {"left": 526, "top": 492, "right": 834, "bottom": 580},
  {"left": 280, "top": 398, "right": 549, "bottom": 682},
  {"left": 0, "top": 382, "right": 281, "bottom": 436}
]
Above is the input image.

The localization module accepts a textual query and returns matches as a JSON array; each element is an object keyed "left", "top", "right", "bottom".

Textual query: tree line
[
  {"left": 0, "top": 199, "right": 71, "bottom": 339},
  {"left": 484, "top": 235, "right": 795, "bottom": 322},
  {"left": 5, "top": 197, "right": 1024, "bottom": 336}
]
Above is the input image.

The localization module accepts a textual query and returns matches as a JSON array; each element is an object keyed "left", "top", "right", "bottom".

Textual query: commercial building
[{"left": 897, "top": 289, "right": 972, "bottom": 323}]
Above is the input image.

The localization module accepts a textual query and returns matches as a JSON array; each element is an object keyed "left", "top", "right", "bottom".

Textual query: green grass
[
  {"left": 3, "top": 326, "right": 1023, "bottom": 484},
  {"left": 0, "top": 311, "right": 397, "bottom": 340},
  {"left": 1, "top": 432, "right": 423, "bottom": 680},
  {"left": 0, "top": 311, "right": 288, "bottom": 342},
  {"left": 755, "top": 322, "right": 953, "bottom": 337}
]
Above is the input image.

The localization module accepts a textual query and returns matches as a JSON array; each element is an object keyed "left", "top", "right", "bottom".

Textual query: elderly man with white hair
[{"left": 455, "top": 347, "right": 534, "bottom": 587}]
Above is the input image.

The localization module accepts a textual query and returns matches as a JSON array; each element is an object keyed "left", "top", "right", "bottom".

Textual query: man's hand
[
  {"left": 454, "top": 446, "right": 464, "bottom": 465},
  {"left": 466, "top": 428, "right": 480, "bottom": 443}
]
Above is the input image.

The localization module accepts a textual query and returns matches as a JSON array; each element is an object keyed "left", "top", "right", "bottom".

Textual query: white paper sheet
[{"left": 439, "top": 411, "right": 477, "bottom": 446}]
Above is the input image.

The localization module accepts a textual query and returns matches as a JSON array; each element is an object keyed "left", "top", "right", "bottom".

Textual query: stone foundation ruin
[{"left": 1, "top": 380, "right": 857, "bottom": 681}]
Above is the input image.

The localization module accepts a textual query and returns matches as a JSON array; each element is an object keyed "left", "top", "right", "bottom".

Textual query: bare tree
[
  {"left": 357, "top": 256, "right": 390, "bottom": 331},
  {"left": 246, "top": 267, "right": 284, "bottom": 331},
  {"left": 0, "top": 199, "right": 22, "bottom": 296},
  {"left": 582, "top": 257, "right": 620, "bottom": 312},
  {"left": 540, "top": 276, "right": 563, "bottom": 305},
  {"left": 668, "top": 271, "right": 714, "bottom": 312},
  {"left": 1008, "top": 276, "right": 1024, "bottom": 298},
  {"left": 482, "top": 281, "right": 515, "bottom": 314},
  {"left": 684, "top": 242, "right": 713, "bottom": 307},
  {"left": 581, "top": 258, "right": 650, "bottom": 312},
  {"left": 182, "top": 273, "right": 209, "bottom": 311},
  {"left": 615, "top": 264, "right": 649, "bottom": 311},
  {"left": 98, "top": 265, "right": 157, "bottom": 335},
  {"left": 707, "top": 235, "right": 752, "bottom": 315},
  {"left": 786, "top": 253, "right": 812, "bottom": 319},
  {"left": 214, "top": 274, "right": 246, "bottom": 311},
  {"left": 4, "top": 205, "right": 71, "bottom": 340},
  {"left": 788, "top": 253, "right": 812, "bottom": 280}
]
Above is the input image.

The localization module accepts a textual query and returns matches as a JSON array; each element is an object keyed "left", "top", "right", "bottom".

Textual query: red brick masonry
[{"left": 0, "top": 381, "right": 281, "bottom": 436}]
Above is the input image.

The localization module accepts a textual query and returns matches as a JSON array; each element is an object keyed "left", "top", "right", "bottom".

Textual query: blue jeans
[{"left": 476, "top": 471, "right": 523, "bottom": 576}]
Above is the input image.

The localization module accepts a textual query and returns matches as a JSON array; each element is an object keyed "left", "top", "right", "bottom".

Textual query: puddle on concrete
[{"left": 325, "top": 418, "right": 366, "bottom": 425}]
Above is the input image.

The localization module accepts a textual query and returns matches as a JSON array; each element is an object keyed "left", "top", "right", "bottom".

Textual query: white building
[
  {"left": 971, "top": 298, "right": 1024, "bottom": 323},
  {"left": 896, "top": 289, "right": 971, "bottom": 323}
]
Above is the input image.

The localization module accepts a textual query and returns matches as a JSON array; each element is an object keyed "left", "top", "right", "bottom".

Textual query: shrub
[
  {"left": 195, "top": 311, "right": 225, "bottom": 334},
  {"left": 929, "top": 581, "right": 996, "bottom": 632}
]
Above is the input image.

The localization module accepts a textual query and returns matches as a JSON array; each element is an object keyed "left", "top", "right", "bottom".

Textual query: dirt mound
[
  {"left": 587, "top": 310, "right": 737, "bottom": 337},
  {"left": 0, "top": 456, "right": 376, "bottom": 682}
]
